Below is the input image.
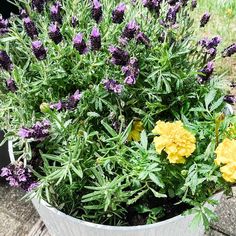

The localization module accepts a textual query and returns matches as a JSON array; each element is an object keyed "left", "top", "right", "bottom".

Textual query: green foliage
[{"left": 0, "top": 0, "right": 234, "bottom": 228}]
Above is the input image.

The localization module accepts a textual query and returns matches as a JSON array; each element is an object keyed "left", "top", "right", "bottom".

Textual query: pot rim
[{"left": 33, "top": 191, "right": 223, "bottom": 231}]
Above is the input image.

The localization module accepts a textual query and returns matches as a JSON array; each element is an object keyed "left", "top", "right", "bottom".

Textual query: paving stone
[
  {"left": 0, "top": 182, "right": 39, "bottom": 222},
  {"left": 0, "top": 211, "right": 22, "bottom": 236},
  {"left": 211, "top": 194, "right": 236, "bottom": 236},
  {"left": 206, "top": 229, "right": 229, "bottom": 236}
]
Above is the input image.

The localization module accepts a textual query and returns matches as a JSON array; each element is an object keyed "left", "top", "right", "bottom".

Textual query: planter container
[{"left": 32, "top": 192, "right": 222, "bottom": 236}]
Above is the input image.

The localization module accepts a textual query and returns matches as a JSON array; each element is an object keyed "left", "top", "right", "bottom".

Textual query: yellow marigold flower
[
  {"left": 215, "top": 138, "right": 236, "bottom": 166},
  {"left": 220, "top": 162, "right": 236, "bottom": 183},
  {"left": 153, "top": 121, "right": 196, "bottom": 164},
  {"left": 215, "top": 138, "right": 236, "bottom": 183},
  {"left": 128, "top": 121, "right": 144, "bottom": 141}
]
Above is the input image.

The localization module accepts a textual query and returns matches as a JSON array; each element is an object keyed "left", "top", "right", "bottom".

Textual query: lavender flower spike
[
  {"left": 1, "top": 162, "right": 38, "bottom": 192},
  {"left": 6, "top": 78, "right": 18, "bottom": 92},
  {"left": 71, "top": 16, "right": 78, "bottom": 28},
  {"left": 122, "top": 20, "right": 139, "bottom": 40},
  {"left": 50, "top": 100, "right": 65, "bottom": 111},
  {"left": 67, "top": 90, "right": 82, "bottom": 109},
  {"left": 136, "top": 32, "right": 150, "bottom": 47},
  {"left": 23, "top": 17, "right": 38, "bottom": 39},
  {"left": 19, "top": 9, "right": 28, "bottom": 19},
  {"left": 112, "top": 3, "right": 126, "bottom": 24},
  {"left": 166, "top": 3, "right": 181, "bottom": 25},
  {"left": 0, "top": 14, "right": 9, "bottom": 35},
  {"left": 224, "top": 95, "right": 236, "bottom": 104},
  {"left": 198, "top": 61, "right": 214, "bottom": 83},
  {"left": 143, "top": 0, "right": 161, "bottom": 14},
  {"left": 32, "top": 0, "right": 45, "bottom": 13},
  {"left": 122, "top": 57, "right": 140, "bottom": 85},
  {"left": 191, "top": 0, "right": 197, "bottom": 10},
  {"left": 32, "top": 40, "right": 47, "bottom": 60},
  {"left": 90, "top": 27, "right": 101, "bottom": 51},
  {"left": 19, "top": 120, "right": 50, "bottom": 140},
  {"left": 0, "top": 50, "right": 13, "bottom": 71},
  {"left": 48, "top": 23, "right": 63, "bottom": 44},
  {"left": 103, "top": 79, "right": 123, "bottom": 94},
  {"left": 109, "top": 46, "right": 130, "bottom": 66},
  {"left": 92, "top": 0, "right": 102, "bottom": 23},
  {"left": 50, "top": 1, "right": 62, "bottom": 24},
  {"left": 73, "top": 33, "right": 88, "bottom": 54},
  {"left": 200, "top": 12, "right": 211, "bottom": 27},
  {"left": 222, "top": 43, "right": 236, "bottom": 57}
]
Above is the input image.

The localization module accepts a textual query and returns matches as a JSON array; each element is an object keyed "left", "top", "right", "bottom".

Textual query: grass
[{"left": 195, "top": 0, "right": 236, "bottom": 106}]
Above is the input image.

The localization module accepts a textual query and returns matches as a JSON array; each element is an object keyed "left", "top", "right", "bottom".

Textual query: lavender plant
[{"left": 0, "top": 0, "right": 236, "bottom": 228}]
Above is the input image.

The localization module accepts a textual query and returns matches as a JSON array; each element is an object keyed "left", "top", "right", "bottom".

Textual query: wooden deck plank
[{"left": 27, "top": 219, "right": 50, "bottom": 236}]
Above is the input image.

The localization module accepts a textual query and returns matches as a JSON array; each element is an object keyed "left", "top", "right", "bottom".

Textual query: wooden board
[{"left": 27, "top": 219, "right": 50, "bottom": 236}]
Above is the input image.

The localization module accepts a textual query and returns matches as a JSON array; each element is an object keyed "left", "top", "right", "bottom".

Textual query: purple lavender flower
[
  {"left": 191, "top": 0, "right": 197, "bottom": 9},
  {"left": 122, "top": 57, "right": 140, "bottom": 85},
  {"left": 7, "top": 176, "right": 20, "bottom": 187},
  {"left": 18, "top": 128, "right": 34, "bottom": 139},
  {"left": 122, "top": 20, "right": 139, "bottom": 40},
  {"left": 122, "top": 58, "right": 139, "bottom": 76},
  {"left": 1, "top": 163, "right": 38, "bottom": 191},
  {"left": 200, "top": 12, "right": 211, "bottom": 27},
  {"left": 6, "top": 78, "right": 17, "bottom": 92},
  {"left": 50, "top": 1, "right": 62, "bottom": 24},
  {"left": 90, "top": 27, "right": 101, "bottom": 51},
  {"left": 136, "top": 32, "right": 150, "bottom": 47},
  {"left": 198, "top": 61, "right": 214, "bottom": 83},
  {"left": 0, "top": 51, "right": 13, "bottom": 71},
  {"left": 48, "top": 23, "right": 63, "bottom": 44},
  {"left": 19, "top": 9, "right": 28, "bottom": 19},
  {"left": 73, "top": 33, "right": 88, "bottom": 54},
  {"left": 0, "top": 15, "right": 9, "bottom": 35},
  {"left": 71, "top": 16, "right": 78, "bottom": 28},
  {"left": 166, "top": 3, "right": 181, "bottom": 25},
  {"left": 224, "top": 95, "right": 236, "bottom": 104},
  {"left": 124, "top": 76, "right": 137, "bottom": 85},
  {"left": 142, "top": 0, "right": 161, "bottom": 14},
  {"left": 67, "top": 90, "right": 82, "bottom": 109},
  {"left": 199, "top": 36, "right": 221, "bottom": 59},
  {"left": 50, "top": 100, "right": 65, "bottom": 111},
  {"left": 92, "top": 0, "right": 102, "bottom": 23},
  {"left": 32, "top": 40, "right": 47, "bottom": 60},
  {"left": 209, "top": 36, "right": 221, "bottom": 48},
  {"left": 222, "top": 43, "right": 236, "bottom": 57},
  {"left": 51, "top": 90, "right": 82, "bottom": 111},
  {"left": 32, "top": 0, "right": 46, "bottom": 13},
  {"left": 23, "top": 17, "right": 38, "bottom": 39},
  {"left": 103, "top": 79, "right": 123, "bottom": 94},
  {"left": 112, "top": 3, "right": 126, "bottom": 24},
  {"left": 33, "top": 120, "right": 50, "bottom": 139},
  {"left": 109, "top": 46, "right": 130, "bottom": 66},
  {"left": 0, "top": 167, "right": 11, "bottom": 177},
  {"left": 19, "top": 120, "right": 50, "bottom": 140},
  {"left": 26, "top": 181, "right": 39, "bottom": 192}
]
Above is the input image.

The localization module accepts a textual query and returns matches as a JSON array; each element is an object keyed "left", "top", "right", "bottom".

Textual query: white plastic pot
[{"left": 32, "top": 192, "right": 222, "bottom": 236}]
